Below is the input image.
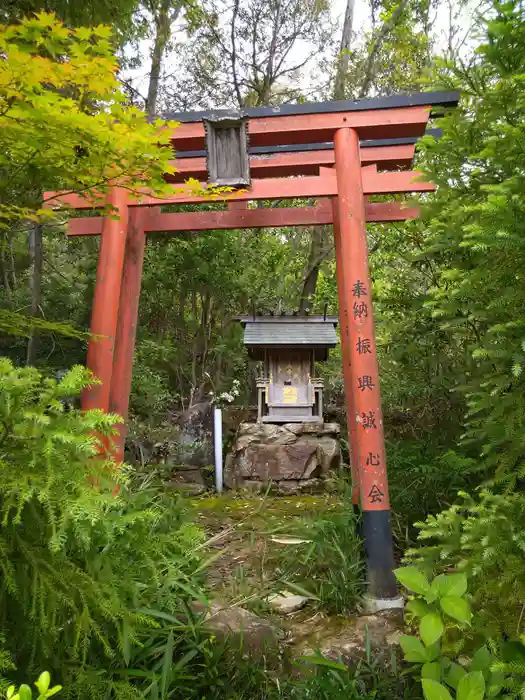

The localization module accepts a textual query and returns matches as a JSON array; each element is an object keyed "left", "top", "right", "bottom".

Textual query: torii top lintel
[
  {"left": 165, "top": 90, "right": 459, "bottom": 150},
  {"left": 44, "top": 89, "right": 459, "bottom": 216}
]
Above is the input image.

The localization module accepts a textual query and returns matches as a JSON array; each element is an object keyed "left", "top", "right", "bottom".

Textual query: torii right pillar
[{"left": 333, "top": 127, "right": 399, "bottom": 603}]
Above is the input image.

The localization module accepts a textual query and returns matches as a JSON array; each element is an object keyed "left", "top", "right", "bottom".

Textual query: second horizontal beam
[
  {"left": 67, "top": 201, "right": 420, "bottom": 236},
  {"left": 46, "top": 170, "right": 433, "bottom": 211}
]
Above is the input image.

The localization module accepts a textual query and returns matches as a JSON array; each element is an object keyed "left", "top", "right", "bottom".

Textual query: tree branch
[
  {"left": 230, "top": 0, "right": 244, "bottom": 107},
  {"left": 334, "top": 0, "right": 355, "bottom": 100},
  {"left": 358, "top": 0, "right": 410, "bottom": 98},
  {"left": 260, "top": 0, "right": 283, "bottom": 104}
]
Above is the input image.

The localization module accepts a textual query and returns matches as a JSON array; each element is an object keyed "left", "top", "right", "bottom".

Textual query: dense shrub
[
  {"left": 0, "top": 359, "right": 206, "bottom": 695},
  {"left": 406, "top": 490, "right": 525, "bottom": 641}
]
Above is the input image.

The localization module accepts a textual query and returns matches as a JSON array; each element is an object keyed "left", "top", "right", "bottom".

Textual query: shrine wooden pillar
[
  {"left": 333, "top": 127, "right": 397, "bottom": 601},
  {"left": 109, "top": 208, "right": 148, "bottom": 461},
  {"left": 82, "top": 187, "right": 129, "bottom": 414}
]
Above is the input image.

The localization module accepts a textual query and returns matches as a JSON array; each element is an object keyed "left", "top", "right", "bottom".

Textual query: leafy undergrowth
[
  {"left": 245, "top": 656, "right": 421, "bottom": 699},
  {"left": 189, "top": 491, "right": 419, "bottom": 697}
]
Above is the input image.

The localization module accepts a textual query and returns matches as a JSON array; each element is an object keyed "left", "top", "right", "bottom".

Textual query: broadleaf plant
[
  {"left": 395, "top": 566, "right": 511, "bottom": 699},
  {"left": 5, "top": 672, "right": 62, "bottom": 699}
]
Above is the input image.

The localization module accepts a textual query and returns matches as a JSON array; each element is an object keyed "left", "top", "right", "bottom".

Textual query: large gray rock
[
  {"left": 240, "top": 443, "right": 319, "bottom": 480},
  {"left": 236, "top": 423, "right": 297, "bottom": 447},
  {"left": 301, "top": 435, "right": 341, "bottom": 472},
  {"left": 225, "top": 422, "right": 341, "bottom": 490}
]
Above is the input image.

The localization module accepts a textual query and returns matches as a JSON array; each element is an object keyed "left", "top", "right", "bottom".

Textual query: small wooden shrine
[{"left": 238, "top": 315, "right": 338, "bottom": 423}]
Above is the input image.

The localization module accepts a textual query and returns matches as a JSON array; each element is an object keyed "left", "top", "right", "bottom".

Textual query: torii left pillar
[
  {"left": 82, "top": 187, "right": 129, "bottom": 417},
  {"left": 82, "top": 189, "right": 147, "bottom": 463},
  {"left": 109, "top": 208, "right": 148, "bottom": 461}
]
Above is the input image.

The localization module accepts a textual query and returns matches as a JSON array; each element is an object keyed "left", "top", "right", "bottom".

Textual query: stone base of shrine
[{"left": 224, "top": 422, "right": 341, "bottom": 493}]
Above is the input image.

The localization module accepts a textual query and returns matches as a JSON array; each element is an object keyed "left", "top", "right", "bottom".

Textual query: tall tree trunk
[
  {"left": 0, "top": 233, "right": 12, "bottom": 298},
  {"left": 8, "top": 231, "right": 16, "bottom": 289},
  {"left": 26, "top": 222, "right": 43, "bottom": 366},
  {"left": 299, "top": 0, "right": 411, "bottom": 312},
  {"left": 333, "top": 0, "right": 355, "bottom": 100},
  {"left": 299, "top": 226, "right": 328, "bottom": 314},
  {"left": 298, "top": 0, "right": 355, "bottom": 312},
  {"left": 358, "top": 0, "right": 410, "bottom": 98},
  {"left": 230, "top": 0, "right": 244, "bottom": 107},
  {"left": 259, "top": 0, "right": 283, "bottom": 105},
  {"left": 146, "top": 0, "right": 182, "bottom": 116}
]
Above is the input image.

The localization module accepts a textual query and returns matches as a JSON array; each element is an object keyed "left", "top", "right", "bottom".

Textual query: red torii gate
[{"left": 44, "top": 90, "right": 458, "bottom": 602}]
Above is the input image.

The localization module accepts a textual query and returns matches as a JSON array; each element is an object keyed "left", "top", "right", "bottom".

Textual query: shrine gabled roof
[{"left": 241, "top": 316, "right": 338, "bottom": 349}]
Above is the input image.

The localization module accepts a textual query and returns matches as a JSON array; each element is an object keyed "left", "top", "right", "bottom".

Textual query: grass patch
[
  {"left": 268, "top": 506, "right": 365, "bottom": 615},
  {"left": 285, "top": 655, "right": 422, "bottom": 699},
  {"left": 193, "top": 487, "right": 365, "bottom": 616},
  {"left": 119, "top": 615, "right": 421, "bottom": 700}
]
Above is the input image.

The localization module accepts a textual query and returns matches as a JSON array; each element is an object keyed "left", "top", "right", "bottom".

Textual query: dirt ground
[{"left": 190, "top": 492, "right": 342, "bottom": 601}]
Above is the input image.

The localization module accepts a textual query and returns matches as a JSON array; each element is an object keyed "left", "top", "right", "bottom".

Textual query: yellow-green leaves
[
  {"left": 395, "top": 568, "right": 471, "bottom": 626},
  {"left": 422, "top": 662, "right": 443, "bottom": 682},
  {"left": 6, "top": 669, "right": 63, "bottom": 698},
  {"left": 440, "top": 596, "right": 472, "bottom": 626},
  {"left": 395, "top": 567, "right": 482, "bottom": 698},
  {"left": 432, "top": 573, "right": 468, "bottom": 599},
  {"left": 398, "top": 561, "right": 507, "bottom": 698},
  {"left": 456, "top": 671, "right": 485, "bottom": 700},
  {"left": 34, "top": 671, "right": 62, "bottom": 698},
  {"left": 5, "top": 673, "right": 62, "bottom": 700},
  {"left": 400, "top": 635, "right": 432, "bottom": 662},
  {"left": 7, "top": 686, "right": 32, "bottom": 700},
  {"left": 422, "top": 679, "right": 454, "bottom": 700},
  {"left": 446, "top": 662, "right": 467, "bottom": 690},
  {"left": 0, "top": 12, "right": 175, "bottom": 226},
  {"left": 406, "top": 598, "right": 433, "bottom": 618}
]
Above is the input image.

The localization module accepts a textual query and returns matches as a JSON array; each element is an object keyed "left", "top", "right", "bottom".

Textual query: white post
[{"left": 214, "top": 407, "right": 223, "bottom": 493}]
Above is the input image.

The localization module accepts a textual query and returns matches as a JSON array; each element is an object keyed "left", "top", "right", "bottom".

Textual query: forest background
[
  {"left": 2, "top": 0, "right": 517, "bottom": 519},
  {"left": 1, "top": 0, "right": 525, "bottom": 697},
  {"left": 1, "top": 0, "right": 501, "bottom": 512}
]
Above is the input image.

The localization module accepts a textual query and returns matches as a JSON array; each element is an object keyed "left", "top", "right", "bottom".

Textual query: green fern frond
[{"left": 0, "top": 359, "right": 207, "bottom": 696}]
